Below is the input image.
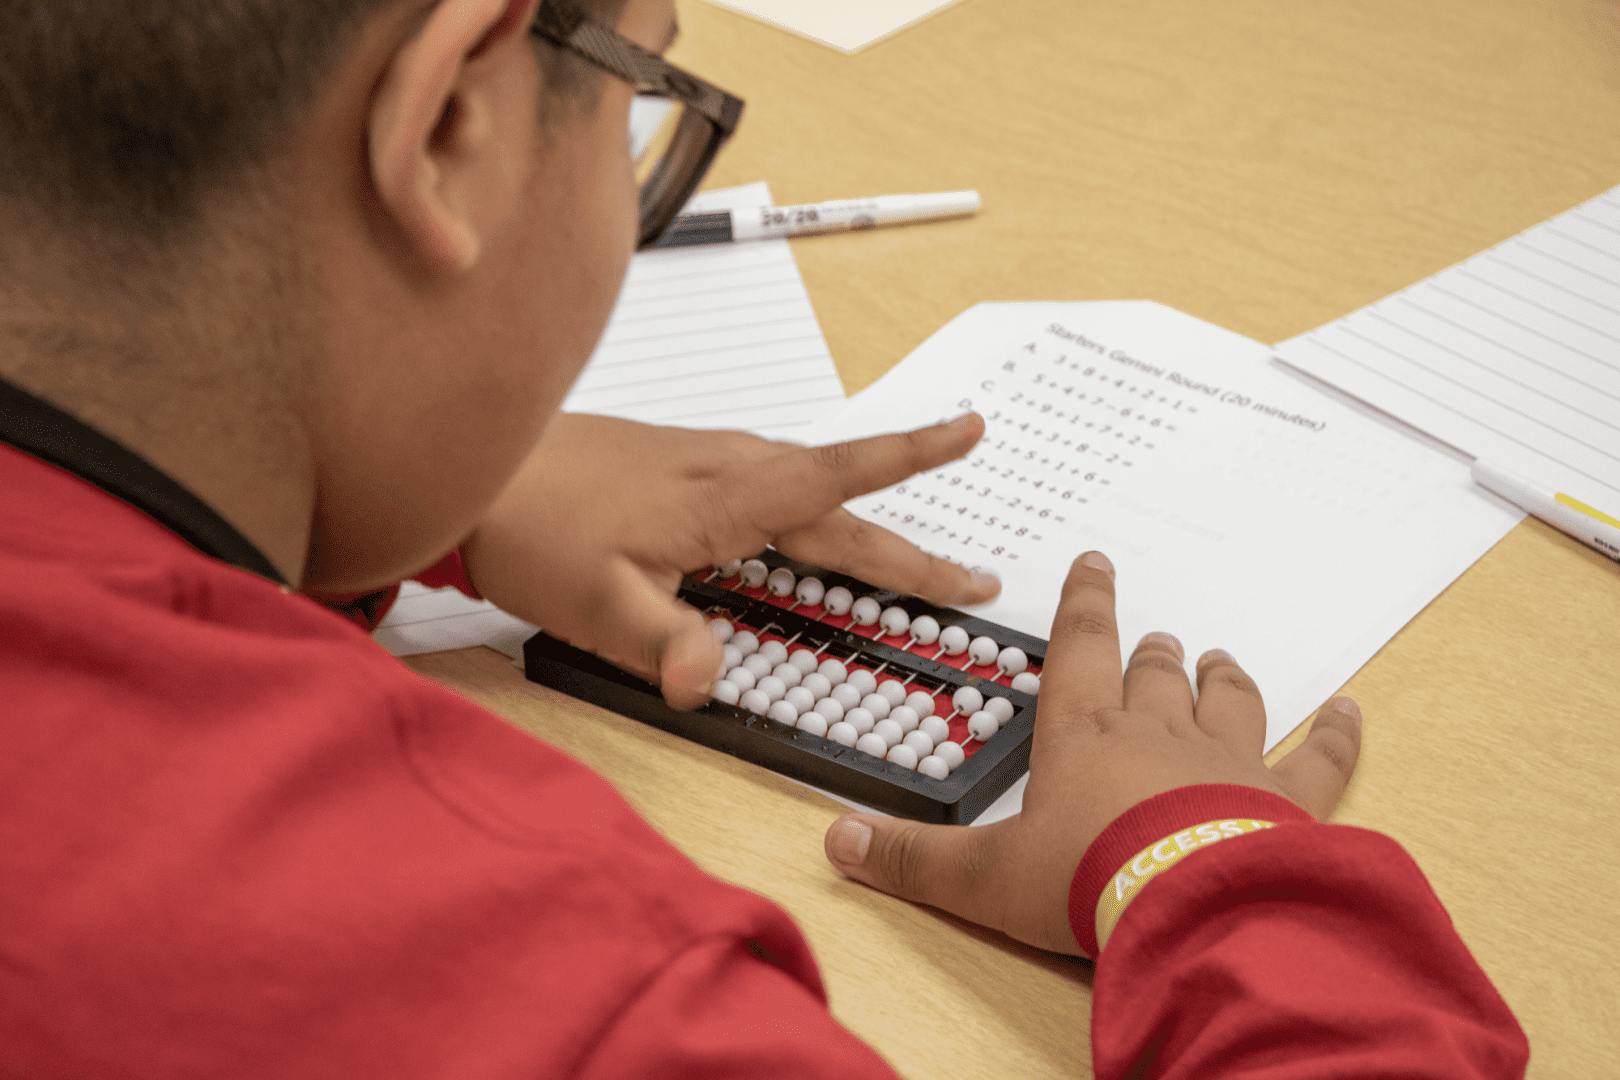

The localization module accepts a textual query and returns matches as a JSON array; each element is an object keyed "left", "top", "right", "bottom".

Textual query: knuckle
[
  {"left": 1051, "top": 607, "right": 1115, "bottom": 643},
  {"left": 812, "top": 439, "right": 859, "bottom": 477},
  {"left": 1125, "top": 655, "right": 1187, "bottom": 679},
  {"left": 1202, "top": 667, "right": 1261, "bottom": 697},
  {"left": 1310, "top": 727, "right": 1359, "bottom": 779}
]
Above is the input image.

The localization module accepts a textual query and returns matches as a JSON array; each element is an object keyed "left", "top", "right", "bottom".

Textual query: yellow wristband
[{"left": 1095, "top": 818, "right": 1278, "bottom": 950}]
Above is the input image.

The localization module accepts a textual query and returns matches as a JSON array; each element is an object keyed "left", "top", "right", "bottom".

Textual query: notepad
[
  {"left": 560, "top": 181, "right": 846, "bottom": 437},
  {"left": 815, "top": 302, "right": 1522, "bottom": 772},
  {"left": 1274, "top": 184, "right": 1620, "bottom": 512},
  {"left": 376, "top": 181, "right": 847, "bottom": 656},
  {"left": 700, "top": 0, "right": 965, "bottom": 53}
]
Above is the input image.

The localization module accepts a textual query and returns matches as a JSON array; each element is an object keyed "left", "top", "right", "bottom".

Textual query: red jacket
[{"left": 0, "top": 417, "right": 1526, "bottom": 1076}]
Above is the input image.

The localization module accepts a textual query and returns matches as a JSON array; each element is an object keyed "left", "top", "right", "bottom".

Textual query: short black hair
[{"left": 0, "top": 0, "right": 620, "bottom": 249}]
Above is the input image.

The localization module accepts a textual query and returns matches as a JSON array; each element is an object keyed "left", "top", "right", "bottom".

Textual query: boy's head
[{"left": 0, "top": 0, "right": 678, "bottom": 591}]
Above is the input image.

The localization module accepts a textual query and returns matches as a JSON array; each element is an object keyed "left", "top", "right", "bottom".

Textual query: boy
[{"left": 0, "top": 0, "right": 1526, "bottom": 1074}]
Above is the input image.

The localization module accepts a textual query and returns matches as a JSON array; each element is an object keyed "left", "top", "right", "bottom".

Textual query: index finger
[
  {"left": 730, "top": 413, "right": 986, "bottom": 537},
  {"left": 1037, "top": 552, "right": 1125, "bottom": 731}
]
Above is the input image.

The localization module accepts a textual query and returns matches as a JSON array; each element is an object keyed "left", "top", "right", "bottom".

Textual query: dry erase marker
[
  {"left": 1471, "top": 459, "right": 1620, "bottom": 563},
  {"left": 647, "top": 191, "right": 982, "bottom": 248}
]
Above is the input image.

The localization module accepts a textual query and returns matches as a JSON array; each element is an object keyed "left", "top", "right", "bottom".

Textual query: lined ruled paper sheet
[
  {"left": 1274, "top": 185, "right": 1620, "bottom": 511},
  {"left": 561, "top": 181, "right": 847, "bottom": 437}
]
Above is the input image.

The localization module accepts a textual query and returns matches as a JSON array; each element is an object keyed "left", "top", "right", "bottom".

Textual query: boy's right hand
[{"left": 822, "top": 551, "right": 1363, "bottom": 955}]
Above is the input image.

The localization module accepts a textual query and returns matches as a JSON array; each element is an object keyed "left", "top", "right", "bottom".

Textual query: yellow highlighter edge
[{"left": 1555, "top": 493, "right": 1620, "bottom": 530}]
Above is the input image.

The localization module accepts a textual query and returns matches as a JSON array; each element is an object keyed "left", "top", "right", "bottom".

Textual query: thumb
[
  {"left": 824, "top": 813, "right": 1004, "bottom": 929},
  {"left": 596, "top": 557, "right": 721, "bottom": 709}
]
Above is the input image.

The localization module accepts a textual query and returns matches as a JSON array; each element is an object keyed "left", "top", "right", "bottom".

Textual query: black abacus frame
[{"left": 523, "top": 550, "right": 1049, "bottom": 824}]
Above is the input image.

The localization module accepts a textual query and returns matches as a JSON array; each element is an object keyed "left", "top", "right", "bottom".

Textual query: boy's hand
[
  {"left": 460, "top": 413, "right": 1000, "bottom": 707},
  {"left": 821, "top": 551, "right": 1363, "bottom": 955}
]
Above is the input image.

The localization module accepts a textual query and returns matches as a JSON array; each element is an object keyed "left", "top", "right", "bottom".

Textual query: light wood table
[{"left": 409, "top": 2, "right": 1620, "bottom": 1075}]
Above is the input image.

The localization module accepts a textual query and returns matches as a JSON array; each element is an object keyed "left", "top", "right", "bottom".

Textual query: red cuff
[
  {"left": 413, "top": 548, "right": 482, "bottom": 600},
  {"left": 1068, "top": 784, "right": 1312, "bottom": 958}
]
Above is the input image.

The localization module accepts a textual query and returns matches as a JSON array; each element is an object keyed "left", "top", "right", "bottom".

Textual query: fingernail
[
  {"left": 1137, "top": 632, "right": 1183, "bottom": 661},
  {"left": 1199, "top": 648, "right": 1235, "bottom": 668},
  {"left": 1079, "top": 550, "right": 1114, "bottom": 578},
  {"left": 969, "top": 570, "right": 1001, "bottom": 597},
  {"left": 950, "top": 412, "right": 981, "bottom": 430},
  {"left": 1324, "top": 696, "right": 1361, "bottom": 719},
  {"left": 829, "top": 818, "right": 872, "bottom": 866}
]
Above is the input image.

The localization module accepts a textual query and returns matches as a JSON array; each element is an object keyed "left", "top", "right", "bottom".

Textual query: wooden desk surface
[{"left": 411, "top": 2, "right": 1620, "bottom": 1075}]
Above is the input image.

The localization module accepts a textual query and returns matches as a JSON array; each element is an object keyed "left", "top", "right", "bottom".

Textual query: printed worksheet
[{"left": 817, "top": 302, "right": 1522, "bottom": 752}]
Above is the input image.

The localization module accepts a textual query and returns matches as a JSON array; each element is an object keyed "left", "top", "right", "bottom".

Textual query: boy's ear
[{"left": 368, "top": 0, "right": 538, "bottom": 273}]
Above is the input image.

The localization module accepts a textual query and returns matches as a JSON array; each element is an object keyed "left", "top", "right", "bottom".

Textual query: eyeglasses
[{"left": 532, "top": 0, "right": 746, "bottom": 249}]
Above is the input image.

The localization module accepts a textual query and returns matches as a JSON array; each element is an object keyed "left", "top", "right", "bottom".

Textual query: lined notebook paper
[
  {"left": 377, "top": 182, "right": 847, "bottom": 656},
  {"left": 1275, "top": 185, "right": 1620, "bottom": 511},
  {"left": 560, "top": 181, "right": 846, "bottom": 437}
]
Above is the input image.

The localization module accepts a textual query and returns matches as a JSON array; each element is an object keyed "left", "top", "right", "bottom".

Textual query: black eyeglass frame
[{"left": 531, "top": 0, "right": 746, "bottom": 249}]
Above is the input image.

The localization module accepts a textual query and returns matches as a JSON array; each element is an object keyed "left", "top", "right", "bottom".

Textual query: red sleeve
[
  {"left": 311, "top": 549, "right": 483, "bottom": 632},
  {"left": 1070, "top": 785, "right": 1528, "bottom": 1079}
]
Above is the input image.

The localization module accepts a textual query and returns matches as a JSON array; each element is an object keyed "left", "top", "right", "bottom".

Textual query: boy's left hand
[{"left": 460, "top": 412, "right": 1000, "bottom": 707}]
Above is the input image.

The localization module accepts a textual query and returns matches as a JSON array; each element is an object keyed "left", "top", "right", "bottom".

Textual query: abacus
[{"left": 523, "top": 550, "right": 1046, "bottom": 824}]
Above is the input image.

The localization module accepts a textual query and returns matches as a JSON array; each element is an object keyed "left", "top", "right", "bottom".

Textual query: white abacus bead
[
  {"left": 713, "top": 680, "right": 741, "bottom": 706},
  {"left": 968, "top": 635, "right": 999, "bottom": 666},
  {"left": 845, "top": 669, "right": 878, "bottom": 698},
  {"left": 967, "top": 711, "right": 1000, "bottom": 741},
  {"left": 740, "top": 559, "right": 769, "bottom": 588},
  {"left": 872, "top": 718, "right": 904, "bottom": 749},
  {"left": 858, "top": 693, "right": 892, "bottom": 721},
  {"left": 830, "top": 683, "right": 863, "bottom": 711},
  {"left": 844, "top": 707, "right": 877, "bottom": 736},
  {"left": 817, "top": 659, "right": 848, "bottom": 686},
  {"left": 997, "top": 646, "right": 1029, "bottom": 676},
  {"left": 731, "top": 631, "right": 760, "bottom": 657},
  {"left": 827, "top": 721, "right": 859, "bottom": 747},
  {"left": 795, "top": 576, "right": 826, "bottom": 607},
  {"left": 984, "top": 695, "right": 1015, "bottom": 724},
  {"left": 879, "top": 606, "right": 912, "bottom": 637},
  {"left": 739, "top": 689, "right": 771, "bottom": 715},
  {"left": 877, "top": 680, "right": 909, "bottom": 707},
  {"left": 789, "top": 649, "right": 819, "bottom": 675},
  {"left": 741, "top": 653, "right": 774, "bottom": 680},
  {"left": 767, "top": 700, "right": 799, "bottom": 726},
  {"left": 722, "top": 644, "right": 742, "bottom": 673},
  {"left": 855, "top": 733, "right": 890, "bottom": 758},
  {"left": 715, "top": 558, "right": 743, "bottom": 578},
  {"left": 918, "top": 755, "right": 951, "bottom": 781},
  {"left": 905, "top": 691, "right": 937, "bottom": 718},
  {"left": 708, "top": 619, "right": 734, "bottom": 644},
  {"left": 888, "top": 705, "right": 920, "bottom": 734},
  {"left": 727, "top": 666, "right": 757, "bottom": 693},
  {"left": 829, "top": 683, "right": 868, "bottom": 718},
  {"left": 771, "top": 663, "right": 803, "bottom": 690},
  {"left": 902, "top": 730, "right": 936, "bottom": 758},
  {"left": 919, "top": 715, "right": 952, "bottom": 746},
  {"left": 766, "top": 567, "right": 797, "bottom": 597},
  {"left": 797, "top": 712, "right": 830, "bottom": 738},
  {"left": 934, "top": 741, "right": 966, "bottom": 770},
  {"left": 910, "top": 615, "right": 941, "bottom": 645},
  {"left": 758, "top": 640, "right": 789, "bottom": 668},
  {"left": 1011, "top": 672, "right": 1042, "bottom": 695},
  {"left": 814, "top": 697, "right": 846, "bottom": 723},
  {"left": 757, "top": 675, "right": 787, "bottom": 704},
  {"left": 823, "top": 586, "right": 854, "bottom": 616},
  {"left": 952, "top": 686, "right": 985, "bottom": 716},
  {"left": 785, "top": 686, "right": 816, "bottom": 714},
  {"left": 938, "top": 625, "right": 970, "bottom": 656},
  {"left": 800, "top": 673, "right": 832, "bottom": 701},
  {"left": 886, "top": 744, "right": 920, "bottom": 771},
  {"left": 850, "top": 596, "right": 881, "bottom": 626},
  {"left": 716, "top": 654, "right": 729, "bottom": 681}
]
